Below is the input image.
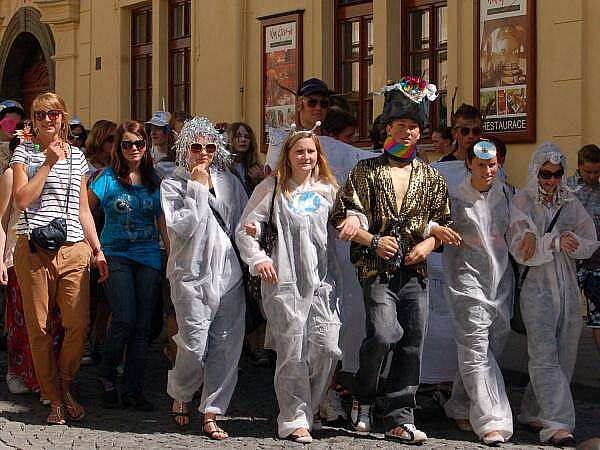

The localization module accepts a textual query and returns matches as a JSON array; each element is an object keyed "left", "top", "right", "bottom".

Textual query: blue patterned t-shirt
[{"left": 91, "top": 168, "right": 163, "bottom": 270}]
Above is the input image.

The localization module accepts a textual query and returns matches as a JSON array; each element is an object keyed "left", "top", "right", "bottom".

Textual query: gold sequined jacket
[{"left": 331, "top": 155, "right": 452, "bottom": 281}]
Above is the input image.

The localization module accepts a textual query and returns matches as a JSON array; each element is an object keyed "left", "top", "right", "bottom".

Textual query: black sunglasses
[
  {"left": 34, "top": 110, "right": 61, "bottom": 121},
  {"left": 305, "top": 98, "right": 329, "bottom": 108},
  {"left": 456, "top": 126, "right": 482, "bottom": 137},
  {"left": 538, "top": 169, "right": 564, "bottom": 180},
  {"left": 190, "top": 142, "right": 217, "bottom": 154},
  {"left": 120, "top": 139, "right": 146, "bottom": 150}
]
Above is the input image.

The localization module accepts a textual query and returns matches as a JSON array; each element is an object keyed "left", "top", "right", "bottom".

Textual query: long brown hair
[
  {"left": 31, "top": 92, "right": 70, "bottom": 143},
  {"left": 85, "top": 119, "right": 117, "bottom": 167},
  {"left": 112, "top": 120, "right": 159, "bottom": 191},
  {"left": 228, "top": 122, "right": 262, "bottom": 171},
  {"left": 274, "top": 132, "right": 337, "bottom": 198}
]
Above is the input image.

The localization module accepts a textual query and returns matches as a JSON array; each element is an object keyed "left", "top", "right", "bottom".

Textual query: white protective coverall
[
  {"left": 319, "top": 135, "right": 375, "bottom": 373},
  {"left": 235, "top": 175, "right": 342, "bottom": 437},
  {"left": 509, "top": 144, "right": 600, "bottom": 442},
  {"left": 442, "top": 176, "right": 514, "bottom": 440},
  {"left": 421, "top": 160, "right": 467, "bottom": 384},
  {"left": 161, "top": 166, "right": 248, "bottom": 415}
]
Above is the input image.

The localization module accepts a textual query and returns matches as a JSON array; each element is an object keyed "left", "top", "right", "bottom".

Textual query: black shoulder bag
[
  {"left": 25, "top": 150, "right": 73, "bottom": 252},
  {"left": 511, "top": 205, "right": 563, "bottom": 334}
]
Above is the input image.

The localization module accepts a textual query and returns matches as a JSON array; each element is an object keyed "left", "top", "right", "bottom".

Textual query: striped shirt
[{"left": 11, "top": 142, "right": 88, "bottom": 243}]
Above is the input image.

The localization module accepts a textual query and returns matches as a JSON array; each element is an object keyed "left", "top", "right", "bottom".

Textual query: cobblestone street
[{"left": 1, "top": 340, "right": 599, "bottom": 449}]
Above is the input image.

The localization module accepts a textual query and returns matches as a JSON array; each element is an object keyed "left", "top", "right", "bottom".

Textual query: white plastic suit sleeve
[
  {"left": 235, "top": 176, "right": 277, "bottom": 275},
  {"left": 558, "top": 197, "right": 600, "bottom": 259},
  {"left": 161, "top": 178, "right": 209, "bottom": 240},
  {"left": 423, "top": 221, "right": 439, "bottom": 238},
  {"left": 509, "top": 193, "right": 556, "bottom": 266},
  {"left": 346, "top": 209, "right": 369, "bottom": 230}
]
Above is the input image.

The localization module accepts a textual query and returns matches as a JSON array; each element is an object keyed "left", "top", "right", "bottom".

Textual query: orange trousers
[{"left": 14, "top": 237, "right": 91, "bottom": 403}]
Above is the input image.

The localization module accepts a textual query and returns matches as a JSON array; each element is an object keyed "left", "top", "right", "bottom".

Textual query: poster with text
[
  {"left": 263, "top": 19, "right": 299, "bottom": 150},
  {"left": 477, "top": 0, "right": 535, "bottom": 142}
]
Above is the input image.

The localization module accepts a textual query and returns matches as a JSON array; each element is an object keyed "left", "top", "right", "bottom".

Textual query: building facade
[{"left": 0, "top": 0, "right": 599, "bottom": 185}]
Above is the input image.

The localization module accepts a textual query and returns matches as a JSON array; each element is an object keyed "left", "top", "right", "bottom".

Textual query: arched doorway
[{"left": 0, "top": 7, "right": 55, "bottom": 117}]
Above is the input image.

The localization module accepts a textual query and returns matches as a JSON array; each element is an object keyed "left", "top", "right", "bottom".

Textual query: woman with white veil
[{"left": 509, "top": 143, "right": 599, "bottom": 445}]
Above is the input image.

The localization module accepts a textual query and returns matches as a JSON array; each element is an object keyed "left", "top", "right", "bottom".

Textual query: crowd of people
[{"left": 0, "top": 72, "right": 598, "bottom": 447}]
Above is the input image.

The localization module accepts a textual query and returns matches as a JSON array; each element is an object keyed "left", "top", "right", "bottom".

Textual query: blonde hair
[
  {"left": 31, "top": 92, "right": 71, "bottom": 143},
  {"left": 274, "top": 132, "right": 338, "bottom": 198}
]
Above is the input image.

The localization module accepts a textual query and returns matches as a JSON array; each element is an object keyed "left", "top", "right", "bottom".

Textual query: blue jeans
[
  {"left": 99, "top": 256, "right": 160, "bottom": 393},
  {"left": 355, "top": 269, "right": 428, "bottom": 430}
]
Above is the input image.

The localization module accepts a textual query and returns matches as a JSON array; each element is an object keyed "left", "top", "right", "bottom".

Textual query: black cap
[{"left": 298, "top": 78, "right": 334, "bottom": 97}]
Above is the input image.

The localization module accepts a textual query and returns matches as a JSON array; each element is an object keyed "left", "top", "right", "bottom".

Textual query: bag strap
[
  {"left": 518, "top": 205, "right": 564, "bottom": 287},
  {"left": 266, "top": 177, "right": 277, "bottom": 229},
  {"left": 24, "top": 144, "right": 73, "bottom": 231},
  {"left": 208, "top": 198, "right": 244, "bottom": 267}
]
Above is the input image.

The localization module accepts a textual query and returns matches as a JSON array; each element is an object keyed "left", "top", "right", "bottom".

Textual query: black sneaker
[{"left": 122, "top": 391, "right": 154, "bottom": 412}]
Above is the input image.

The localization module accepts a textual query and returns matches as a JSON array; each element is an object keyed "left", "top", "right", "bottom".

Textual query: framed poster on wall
[
  {"left": 475, "top": 0, "right": 536, "bottom": 143},
  {"left": 259, "top": 10, "right": 303, "bottom": 153}
]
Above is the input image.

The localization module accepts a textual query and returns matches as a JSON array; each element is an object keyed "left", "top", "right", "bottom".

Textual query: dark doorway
[{"left": 1, "top": 32, "right": 50, "bottom": 118}]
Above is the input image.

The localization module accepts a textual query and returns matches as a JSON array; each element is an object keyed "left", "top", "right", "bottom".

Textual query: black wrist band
[{"left": 369, "top": 234, "right": 381, "bottom": 255}]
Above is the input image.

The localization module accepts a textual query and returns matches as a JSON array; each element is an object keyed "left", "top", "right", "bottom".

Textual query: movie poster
[
  {"left": 263, "top": 20, "right": 299, "bottom": 150},
  {"left": 478, "top": 0, "right": 535, "bottom": 141}
]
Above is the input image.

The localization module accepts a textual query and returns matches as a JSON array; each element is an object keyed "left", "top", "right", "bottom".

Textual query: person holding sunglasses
[
  {"left": 440, "top": 104, "right": 483, "bottom": 162},
  {"left": 10, "top": 92, "right": 108, "bottom": 425},
  {"left": 89, "top": 120, "right": 168, "bottom": 411},
  {"left": 509, "top": 143, "right": 600, "bottom": 446},
  {"left": 161, "top": 117, "right": 247, "bottom": 440}
]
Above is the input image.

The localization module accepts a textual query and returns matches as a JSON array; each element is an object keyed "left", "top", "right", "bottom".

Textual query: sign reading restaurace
[{"left": 476, "top": 0, "right": 536, "bottom": 143}]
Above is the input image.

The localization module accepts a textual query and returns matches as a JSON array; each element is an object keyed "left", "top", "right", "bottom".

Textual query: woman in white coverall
[
  {"left": 161, "top": 117, "right": 247, "bottom": 440},
  {"left": 509, "top": 143, "right": 600, "bottom": 446},
  {"left": 236, "top": 129, "right": 341, "bottom": 444},
  {"left": 442, "top": 140, "right": 514, "bottom": 445}
]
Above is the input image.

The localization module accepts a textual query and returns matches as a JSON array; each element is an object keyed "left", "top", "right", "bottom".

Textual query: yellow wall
[{"left": 2, "top": 0, "right": 600, "bottom": 187}]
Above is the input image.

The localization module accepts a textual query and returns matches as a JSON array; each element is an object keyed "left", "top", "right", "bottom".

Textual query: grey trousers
[{"left": 354, "top": 269, "right": 428, "bottom": 430}]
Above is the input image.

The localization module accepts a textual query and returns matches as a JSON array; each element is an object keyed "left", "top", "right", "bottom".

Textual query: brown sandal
[
  {"left": 47, "top": 403, "right": 66, "bottom": 425},
  {"left": 203, "top": 417, "right": 228, "bottom": 440},
  {"left": 63, "top": 392, "right": 85, "bottom": 421},
  {"left": 169, "top": 400, "right": 190, "bottom": 427}
]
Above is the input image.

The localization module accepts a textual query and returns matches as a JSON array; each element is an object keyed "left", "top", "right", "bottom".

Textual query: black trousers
[{"left": 354, "top": 269, "right": 428, "bottom": 430}]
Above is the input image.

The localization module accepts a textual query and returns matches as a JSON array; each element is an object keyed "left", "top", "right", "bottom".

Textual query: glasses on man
[
  {"left": 34, "top": 110, "right": 61, "bottom": 121},
  {"left": 120, "top": 139, "right": 146, "bottom": 150},
  {"left": 538, "top": 169, "right": 564, "bottom": 180},
  {"left": 305, "top": 98, "right": 329, "bottom": 108},
  {"left": 455, "top": 126, "right": 482, "bottom": 137},
  {"left": 190, "top": 143, "right": 217, "bottom": 154}
]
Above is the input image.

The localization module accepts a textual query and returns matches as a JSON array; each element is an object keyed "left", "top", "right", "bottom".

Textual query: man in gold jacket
[{"left": 331, "top": 76, "right": 454, "bottom": 444}]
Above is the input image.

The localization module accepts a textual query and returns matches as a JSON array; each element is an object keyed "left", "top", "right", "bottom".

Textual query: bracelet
[
  {"left": 92, "top": 247, "right": 104, "bottom": 257},
  {"left": 369, "top": 234, "right": 381, "bottom": 255}
]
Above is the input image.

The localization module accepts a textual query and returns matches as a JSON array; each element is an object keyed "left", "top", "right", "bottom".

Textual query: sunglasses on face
[
  {"left": 120, "top": 139, "right": 146, "bottom": 150},
  {"left": 538, "top": 169, "right": 564, "bottom": 180},
  {"left": 190, "top": 142, "right": 217, "bottom": 154},
  {"left": 34, "top": 110, "right": 61, "bottom": 121},
  {"left": 305, "top": 98, "right": 329, "bottom": 108},
  {"left": 456, "top": 126, "right": 482, "bottom": 137}
]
